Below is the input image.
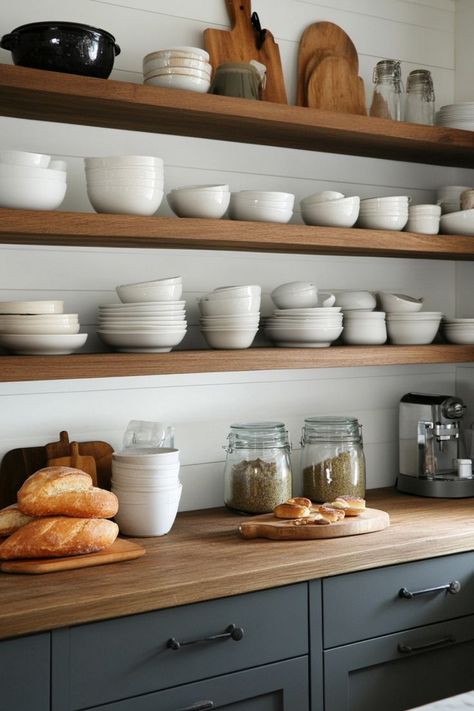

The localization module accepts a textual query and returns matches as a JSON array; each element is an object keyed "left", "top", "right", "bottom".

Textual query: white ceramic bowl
[
  {"left": 98, "top": 329, "right": 186, "bottom": 352},
  {"left": 201, "top": 328, "right": 258, "bottom": 349},
  {"left": 206, "top": 285, "right": 261, "bottom": 299},
  {"left": 386, "top": 311, "right": 442, "bottom": 320},
  {"left": 113, "top": 447, "right": 179, "bottom": 463},
  {"left": 377, "top": 293, "right": 423, "bottom": 313},
  {"left": 301, "top": 191, "right": 345, "bottom": 204},
  {"left": 0, "top": 300, "right": 64, "bottom": 315},
  {"left": 0, "top": 321, "right": 80, "bottom": 335},
  {"left": 143, "top": 56, "right": 211, "bottom": 74},
  {"left": 301, "top": 196, "right": 360, "bottom": 227},
  {"left": 271, "top": 282, "right": 318, "bottom": 308},
  {"left": 199, "top": 296, "right": 259, "bottom": 316},
  {"left": 116, "top": 280, "right": 183, "bottom": 303},
  {"left": 0, "top": 163, "right": 66, "bottom": 182},
  {"left": 334, "top": 291, "right": 376, "bottom": 311},
  {"left": 360, "top": 196, "right": 410, "bottom": 207},
  {"left": 0, "top": 176, "right": 66, "bottom": 210},
  {"left": 0, "top": 332, "right": 87, "bottom": 354},
  {"left": 0, "top": 149, "right": 50, "bottom": 168},
  {"left": 99, "top": 303, "right": 185, "bottom": 314},
  {"left": 87, "top": 185, "right": 163, "bottom": 216},
  {"left": 236, "top": 191, "right": 295, "bottom": 207},
  {"left": 228, "top": 199, "right": 293, "bottom": 224},
  {"left": 440, "top": 209, "right": 474, "bottom": 236},
  {"left": 357, "top": 213, "right": 408, "bottom": 231},
  {"left": 342, "top": 320, "right": 387, "bottom": 345},
  {"left": 443, "top": 328, "right": 474, "bottom": 344},
  {"left": 114, "top": 484, "right": 182, "bottom": 536},
  {"left": 167, "top": 189, "right": 230, "bottom": 219},
  {"left": 85, "top": 155, "right": 163, "bottom": 169},
  {"left": 144, "top": 73, "right": 210, "bottom": 92},
  {"left": 144, "top": 47, "right": 210, "bottom": 61},
  {"left": 406, "top": 217, "right": 440, "bottom": 234},
  {"left": 386, "top": 318, "right": 441, "bottom": 344},
  {"left": 86, "top": 166, "right": 163, "bottom": 181},
  {"left": 266, "top": 323, "right": 343, "bottom": 344},
  {"left": 144, "top": 66, "right": 211, "bottom": 82}
]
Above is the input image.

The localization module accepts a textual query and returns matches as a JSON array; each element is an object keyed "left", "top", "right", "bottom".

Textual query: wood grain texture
[
  {"left": 306, "top": 55, "right": 366, "bottom": 115},
  {"left": 238, "top": 507, "right": 389, "bottom": 539},
  {"left": 2, "top": 210, "right": 474, "bottom": 259},
  {"left": 0, "top": 345, "right": 473, "bottom": 383},
  {"left": 0, "top": 489, "right": 473, "bottom": 640},
  {"left": 0, "top": 65, "right": 472, "bottom": 166}
]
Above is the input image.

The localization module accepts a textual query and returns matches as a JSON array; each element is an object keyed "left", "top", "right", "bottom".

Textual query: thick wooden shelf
[
  {"left": 1, "top": 345, "right": 473, "bottom": 382},
  {"left": 2, "top": 208, "right": 474, "bottom": 259},
  {"left": 0, "top": 65, "right": 473, "bottom": 167}
]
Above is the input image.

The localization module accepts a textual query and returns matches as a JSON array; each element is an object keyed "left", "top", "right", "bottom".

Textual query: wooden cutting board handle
[{"left": 225, "top": 0, "right": 252, "bottom": 29}]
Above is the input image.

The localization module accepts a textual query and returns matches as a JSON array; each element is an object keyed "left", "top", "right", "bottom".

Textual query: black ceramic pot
[{"left": 0, "top": 21, "right": 121, "bottom": 78}]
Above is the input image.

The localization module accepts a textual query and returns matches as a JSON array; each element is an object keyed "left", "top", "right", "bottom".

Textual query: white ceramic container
[
  {"left": 97, "top": 329, "right": 186, "bottom": 352},
  {"left": 0, "top": 149, "right": 51, "bottom": 168},
  {"left": 85, "top": 155, "right": 164, "bottom": 169},
  {"left": 116, "top": 280, "right": 183, "bottom": 303},
  {"left": 86, "top": 185, "right": 163, "bottom": 216},
  {"left": 228, "top": 199, "right": 293, "bottom": 223},
  {"left": 334, "top": 291, "right": 376, "bottom": 311},
  {"left": 144, "top": 73, "right": 210, "bottom": 92},
  {"left": 198, "top": 296, "right": 260, "bottom": 316},
  {"left": 144, "top": 47, "right": 210, "bottom": 62},
  {"left": 0, "top": 176, "right": 67, "bottom": 210},
  {"left": 200, "top": 328, "right": 258, "bottom": 349},
  {"left": 386, "top": 317, "right": 441, "bottom": 344},
  {"left": 167, "top": 188, "right": 230, "bottom": 219},
  {"left": 113, "top": 447, "right": 180, "bottom": 464},
  {"left": 377, "top": 293, "right": 423, "bottom": 313},
  {"left": 440, "top": 209, "right": 474, "bottom": 236},
  {"left": 301, "top": 196, "right": 360, "bottom": 227},
  {"left": 342, "top": 312, "right": 387, "bottom": 345},
  {"left": 271, "top": 282, "right": 318, "bottom": 309},
  {"left": 0, "top": 332, "right": 87, "bottom": 354}
]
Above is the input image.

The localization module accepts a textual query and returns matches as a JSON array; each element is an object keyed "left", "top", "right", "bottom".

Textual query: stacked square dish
[
  {"left": 198, "top": 285, "right": 261, "bottom": 349},
  {"left": 143, "top": 47, "right": 211, "bottom": 93},
  {"left": 0, "top": 149, "right": 67, "bottom": 210},
  {"left": 0, "top": 299, "right": 87, "bottom": 354},
  {"left": 97, "top": 277, "right": 187, "bottom": 352}
]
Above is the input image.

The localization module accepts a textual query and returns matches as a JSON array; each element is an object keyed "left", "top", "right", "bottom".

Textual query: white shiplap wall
[{"left": 0, "top": 0, "right": 471, "bottom": 510}]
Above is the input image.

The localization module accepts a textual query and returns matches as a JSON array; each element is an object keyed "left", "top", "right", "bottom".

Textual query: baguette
[
  {"left": 18, "top": 466, "right": 118, "bottom": 519},
  {"left": 0, "top": 503, "right": 35, "bottom": 536},
  {"left": 0, "top": 517, "right": 119, "bottom": 559}
]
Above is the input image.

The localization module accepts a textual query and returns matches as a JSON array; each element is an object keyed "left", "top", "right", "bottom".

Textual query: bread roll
[
  {"left": 18, "top": 466, "right": 118, "bottom": 519},
  {"left": 315, "top": 505, "right": 345, "bottom": 523},
  {"left": 334, "top": 495, "right": 366, "bottom": 517},
  {"left": 274, "top": 502, "right": 310, "bottom": 519},
  {"left": 0, "top": 517, "right": 119, "bottom": 559},
  {"left": 287, "top": 497, "right": 312, "bottom": 509},
  {"left": 0, "top": 503, "right": 35, "bottom": 536}
]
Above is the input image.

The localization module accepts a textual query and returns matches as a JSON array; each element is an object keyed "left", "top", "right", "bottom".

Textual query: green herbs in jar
[
  {"left": 303, "top": 450, "right": 365, "bottom": 503},
  {"left": 226, "top": 457, "right": 292, "bottom": 514}
]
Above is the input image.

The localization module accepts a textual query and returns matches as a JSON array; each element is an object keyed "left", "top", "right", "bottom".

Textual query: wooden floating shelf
[
  {"left": 0, "top": 65, "right": 473, "bottom": 167},
  {"left": 1, "top": 209, "right": 474, "bottom": 260},
  {"left": 1, "top": 345, "right": 473, "bottom": 383}
]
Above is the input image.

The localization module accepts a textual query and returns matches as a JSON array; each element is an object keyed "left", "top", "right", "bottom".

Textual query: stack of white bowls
[
  {"left": 198, "top": 285, "right": 260, "bottom": 349},
  {"left": 436, "top": 185, "right": 472, "bottom": 215},
  {"left": 300, "top": 191, "right": 360, "bottom": 227},
  {"left": 386, "top": 312, "right": 443, "bottom": 345},
  {"left": 442, "top": 318, "right": 474, "bottom": 345},
  {"left": 84, "top": 155, "right": 164, "bottom": 216},
  {"left": 358, "top": 196, "right": 410, "bottom": 231},
  {"left": 436, "top": 103, "right": 474, "bottom": 130},
  {"left": 265, "top": 306, "right": 342, "bottom": 348},
  {"left": 143, "top": 47, "right": 211, "bottom": 93},
  {"left": 167, "top": 184, "right": 230, "bottom": 218},
  {"left": 229, "top": 191, "right": 294, "bottom": 223},
  {"left": 341, "top": 312, "right": 387, "bottom": 345},
  {"left": 0, "top": 299, "right": 87, "bottom": 354},
  {"left": 0, "top": 149, "right": 67, "bottom": 210},
  {"left": 406, "top": 204, "right": 441, "bottom": 234},
  {"left": 112, "top": 448, "right": 182, "bottom": 536},
  {"left": 97, "top": 276, "right": 187, "bottom": 353}
]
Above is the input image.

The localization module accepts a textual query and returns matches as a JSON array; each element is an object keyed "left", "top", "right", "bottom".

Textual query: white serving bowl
[
  {"left": 334, "top": 291, "right": 376, "bottom": 311},
  {"left": 99, "top": 323, "right": 186, "bottom": 332},
  {"left": 0, "top": 332, "right": 87, "bottom": 354},
  {"left": 0, "top": 163, "right": 66, "bottom": 182},
  {"left": 116, "top": 280, "right": 183, "bottom": 303},
  {"left": 273, "top": 307, "right": 341, "bottom": 316},
  {"left": 201, "top": 328, "right": 258, "bottom": 349},
  {"left": 167, "top": 189, "right": 230, "bottom": 219},
  {"left": 112, "top": 462, "right": 180, "bottom": 476},
  {"left": 271, "top": 282, "right": 318, "bottom": 309},
  {"left": 357, "top": 212, "right": 408, "bottom": 231},
  {"left": 199, "top": 296, "right": 259, "bottom": 316},
  {"left": 443, "top": 328, "right": 474, "bottom": 344},
  {"left": 206, "top": 285, "right": 261, "bottom": 299},
  {"left": 144, "top": 73, "right": 211, "bottom": 92},
  {"left": 301, "top": 196, "right": 360, "bottom": 227},
  {"left": 386, "top": 311, "right": 442, "bottom": 320},
  {"left": 440, "top": 209, "right": 474, "bottom": 236},
  {"left": 0, "top": 176, "right": 67, "bottom": 210},
  {"left": 114, "top": 484, "right": 182, "bottom": 537},
  {"left": 301, "top": 191, "right": 345, "bottom": 205},
  {"left": 386, "top": 318, "right": 441, "bottom": 344},
  {"left": 377, "top": 292, "right": 423, "bottom": 313},
  {"left": 228, "top": 199, "right": 293, "bottom": 223},
  {"left": 98, "top": 329, "right": 186, "bottom": 352},
  {"left": 99, "top": 313, "right": 186, "bottom": 322},
  {"left": 85, "top": 155, "right": 163, "bottom": 169},
  {"left": 87, "top": 185, "right": 163, "bottom": 216},
  {"left": 0, "top": 149, "right": 51, "bottom": 168},
  {"left": 144, "top": 47, "right": 210, "bottom": 61}
]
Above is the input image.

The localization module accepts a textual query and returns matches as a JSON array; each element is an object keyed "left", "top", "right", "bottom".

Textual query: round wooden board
[{"left": 238, "top": 507, "right": 389, "bottom": 540}]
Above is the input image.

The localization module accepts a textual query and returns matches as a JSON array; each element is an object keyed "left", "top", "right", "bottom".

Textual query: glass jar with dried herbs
[
  {"left": 301, "top": 416, "right": 366, "bottom": 503},
  {"left": 224, "top": 421, "right": 293, "bottom": 514}
]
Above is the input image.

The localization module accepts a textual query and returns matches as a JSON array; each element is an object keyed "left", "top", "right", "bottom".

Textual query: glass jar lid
[
  {"left": 227, "top": 421, "right": 290, "bottom": 449},
  {"left": 373, "top": 59, "right": 402, "bottom": 87},
  {"left": 302, "top": 416, "right": 362, "bottom": 443}
]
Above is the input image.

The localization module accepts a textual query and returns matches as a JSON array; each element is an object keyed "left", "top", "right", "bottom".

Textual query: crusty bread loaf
[
  {"left": 0, "top": 517, "right": 119, "bottom": 559},
  {"left": 274, "top": 502, "right": 310, "bottom": 519},
  {"left": 0, "top": 503, "right": 35, "bottom": 536},
  {"left": 17, "top": 466, "right": 118, "bottom": 519}
]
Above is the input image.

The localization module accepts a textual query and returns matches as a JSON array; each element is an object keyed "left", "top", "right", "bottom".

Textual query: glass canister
[
  {"left": 369, "top": 59, "right": 403, "bottom": 121},
  {"left": 301, "top": 416, "right": 366, "bottom": 502},
  {"left": 405, "top": 69, "right": 435, "bottom": 125},
  {"left": 224, "top": 421, "right": 292, "bottom": 514}
]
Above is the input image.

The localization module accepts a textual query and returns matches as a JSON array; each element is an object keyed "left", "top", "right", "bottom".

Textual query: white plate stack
[
  {"left": 0, "top": 149, "right": 67, "bottom": 210},
  {"left": 0, "top": 299, "right": 88, "bottom": 354},
  {"left": 143, "top": 47, "right": 211, "bottom": 93},
  {"left": 97, "top": 276, "right": 187, "bottom": 353},
  {"left": 264, "top": 307, "right": 343, "bottom": 348},
  {"left": 436, "top": 103, "right": 474, "bottom": 130},
  {"left": 198, "top": 285, "right": 261, "bottom": 349},
  {"left": 112, "top": 448, "right": 182, "bottom": 536}
]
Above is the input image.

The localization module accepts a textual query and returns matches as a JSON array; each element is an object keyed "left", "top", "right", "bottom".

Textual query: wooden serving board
[
  {"left": 306, "top": 55, "right": 366, "bottom": 115},
  {"left": 239, "top": 507, "right": 389, "bottom": 540},
  {"left": 0, "top": 538, "right": 145, "bottom": 574},
  {"left": 204, "top": 0, "right": 287, "bottom": 104}
]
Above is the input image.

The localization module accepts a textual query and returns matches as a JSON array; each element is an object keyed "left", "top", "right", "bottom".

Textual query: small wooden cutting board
[
  {"left": 239, "top": 507, "right": 389, "bottom": 540},
  {"left": 306, "top": 55, "right": 366, "bottom": 115},
  {"left": 0, "top": 538, "right": 145, "bottom": 574}
]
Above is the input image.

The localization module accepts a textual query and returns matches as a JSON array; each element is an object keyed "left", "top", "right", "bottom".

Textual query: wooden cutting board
[
  {"left": 296, "top": 21, "right": 359, "bottom": 106},
  {"left": 48, "top": 441, "right": 98, "bottom": 485},
  {"left": 0, "top": 538, "right": 145, "bottom": 574},
  {"left": 306, "top": 55, "right": 366, "bottom": 115},
  {"left": 239, "top": 507, "right": 389, "bottom": 540},
  {"left": 204, "top": 0, "right": 287, "bottom": 104},
  {"left": 45, "top": 431, "right": 113, "bottom": 491}
]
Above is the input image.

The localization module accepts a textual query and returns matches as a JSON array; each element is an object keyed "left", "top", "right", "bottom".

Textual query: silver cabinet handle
[
  {"left": 175, "top": 702, "right": 214, "bottom": 711},
  {"left": 398, "top": 580, "right": 461, "bottom": 599},
  {"left": 398, "top": 635, "right": 455, "bottom": 654},
  {"left": 167, "top": 624, "right": 244, "bottom": 651}
]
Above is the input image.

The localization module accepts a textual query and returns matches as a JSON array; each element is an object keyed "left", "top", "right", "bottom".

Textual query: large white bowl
[
  {"left": 86, "top": 167, "right": 164, "bottom": 182},
  {"left": 360, "top": 196, "right": 410, "bottom": 206},
  {"left": 0, "top": 149, "right": 50, "bottom": 168},
  {"left": 0, "top": 163, "right": 66, "bottom": 182},
  {"left": 271, "top": 282, "right": 318, "bottom": 309},
  {"left": 333, "top": 291, "right": 376, "bottom": 311},
  {"left": 386, "top": 318, "right": 441, "bottom": 344},
  {"left": 228, "top": 199, "right": 293, "bottom": 223},
  {"left": 357, "top": 212, "right": 408, "bottom": 230},
  {"left": 0, "top": 176, "right": 66, "bottom": 210},
  {"left": 201, "top": 328, "right": 258, "bottom": 349},
  {"left": 167, "top": 189, "right": 230, "bottom": 219},
  {"left": 301, "top": 196, "right": 360, "bottom": 227},
  {"left": 116, "top": 280, "right": 183, "bottom": 303},
  {"left": 199, "top": 296, "right": 260, "bottom": 316},
  {"left": 440, "top": 209, "right": 474, "bottom": 236},
  {"left": 236, "top": 191, "right": 295, "bottom": 207},
  {"left": 301, "top": 191, "right": 345, "bottom": 205},
  {"left": 114, "top": 484, "right": 182, "bottom": 536},
  {"left": 144, "top": 73, "right": 210, "bottom": 92},
  {"left": 87, "top": 185, "right": 163, "bottom": 216},
  {"left": 377, "top": 292, "right": 423, "bottom": 313},
  {"left": 0, "top": 332, "right": 87, "bottom": 354},
  {"left": 97, "top": 329, "right": 186, "bottom": 352}
]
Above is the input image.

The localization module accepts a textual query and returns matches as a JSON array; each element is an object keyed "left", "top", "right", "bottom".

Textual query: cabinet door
[
  {"left": 88, "top": 657, "right": 309, "bottom": 711},
  {"left": 324, "top": 615, "right": 474, "bottom": 711},
  {"left": 0, "top": 633, "right": 50, "bottom": 711}
]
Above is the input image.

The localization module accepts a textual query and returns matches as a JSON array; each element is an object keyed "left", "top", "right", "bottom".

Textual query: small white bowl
[
  {"left": 201, "top": 328, "right": 258, "bottom": 349},
  {"left": 440, "top": 209, "right": 474, "bottom": 236},
  {"left": 116, "top": 280, "right": 183, "bottom": 303},
  {"left": 113, "top": 447, "right": 179, "bottom": 464},
  {"left": 334, "top": 291, "right": 376, "bottom": 311},
  {"left": 85, "top": 155, "right": 163, "bottom": 169},
  {"left": 206, "top": 285, "right": 261, "bottom": 299},
  {"left": 87, "top": 185, "right": 163, "bottom": 216},
  {"left": 0, "top": 176, "right": 66, "bottom": 210},
  {"left": 0, "top": 300, "right": 64, "bottom": 315},
  {"left": 377, "top": 293, "right": 423, "bottom": 313},
  {"left": 357, "top": 213, "right": 408, "bottom": 231},
  {"left": 301, "top": 191, "right": 345, "bottom": 204},
  {"left": 271, "top": 282, "right": 318, "bottom": 309},
  {"left": 144, "top": 73, "right": 210, "bottom": 93},
  {"left": 144, "top": 66, "right": 211, "bottom": 82},
  {"left": 301, "top": 196, "right": 360, "bottom": 227},
  {"left": 199, "top": 296, "right": 259, "bottom": 317},
  {"left": 0, "top": 163, "right": 66, "bottom": 182},
  {"left": 144, "top": 47, "right": 210, "bottom": 61},
  {"left": 167, "top": 189, "right": 230, "bottom": 219},
  {"left": 236, "top": 191, "right": 295, "bottom": 207},
  {"left": 342, "top": 320, "right": 387, "bottom": 345},
  {"left": 143, "top": 56, "right": 211, "bottom": 74},
  {"left": 386, "top": 318, "right": 441, "bottom": 344},
  {"left": 406, "top": 217, "right": 440, "bottom": 234},
  {"left": 266, "top": 323, "right": 343, "bottom": 344},
  {"left": 0, "top": 332, "right": 87, "bottom": 354},
  {"left": 228, "top": 199, "right": 293, "bottom": 224},
  {"left": 97, "top": 329, "right": 186, "bottom": 352},
  {"left": 0, "top": 149, "right": 51, "bottom": 168}
]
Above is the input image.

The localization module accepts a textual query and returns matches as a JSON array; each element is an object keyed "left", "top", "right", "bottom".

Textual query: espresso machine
[{"left": 397, "top": 392, "right": 474, "bottom": 497}]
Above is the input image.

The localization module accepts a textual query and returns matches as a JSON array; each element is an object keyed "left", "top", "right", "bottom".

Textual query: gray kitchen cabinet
[{"left": 0, "top": 632, "right": 51, "bottom": 711}]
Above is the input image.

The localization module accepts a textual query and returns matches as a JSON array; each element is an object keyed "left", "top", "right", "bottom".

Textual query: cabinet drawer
[
  {"left": 322, "top": 551, "right": 474, "bottom": 647},
  {"left": 0, "top": 632, "right": 50, "bottom": 711},
  {"left": 53, "top": 583, "right": 309, "bottom": 710}
]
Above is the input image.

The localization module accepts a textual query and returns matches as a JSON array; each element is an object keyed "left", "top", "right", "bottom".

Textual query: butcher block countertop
[{"left": 1, "top": 489, "right": 474, "bottom": 641}]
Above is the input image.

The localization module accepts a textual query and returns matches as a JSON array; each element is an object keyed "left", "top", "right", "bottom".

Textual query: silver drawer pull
[
  {"left": 167, "top": 624, "right": 244, "bottom": 651},
  {"left": 398, "top": 580, "right": 461, "bottom": 599},
  {"left": 174, "top": 701, "right": 214, "bottom": 711},
  {"left": 398, "top": 635, "right": 455, "bottom": 654}
]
